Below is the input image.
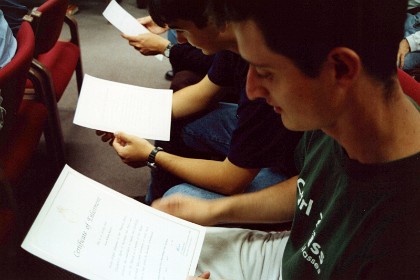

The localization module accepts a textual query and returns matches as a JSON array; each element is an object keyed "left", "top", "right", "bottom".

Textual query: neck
[{"left": 323, "top": 78, "right": 420, "bottom": 164}]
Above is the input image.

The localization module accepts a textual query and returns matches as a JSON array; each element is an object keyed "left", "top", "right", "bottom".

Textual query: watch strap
[
  {"left": 147, "top": 147, "right": 163, "bottom": 169},
  {"left": 163, "top": 42, "right": 174, "bottom": 57}
]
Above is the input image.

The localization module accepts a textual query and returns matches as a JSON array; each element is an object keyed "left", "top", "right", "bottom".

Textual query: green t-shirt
[{"left": 282, "top": 130, "right": 420, "bottom": 279}]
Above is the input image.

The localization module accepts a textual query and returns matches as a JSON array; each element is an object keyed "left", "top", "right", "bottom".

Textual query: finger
[
  {"left": 199, "top": 271, "right": 211, "bottom": 279},
  {"left": 113, "top": 132, "right": 127, "bottom": 147},
  {"left": 95, "top": 130, "right": 105, "bottom": 136},
  {"left": 121, "top": 33, "right": 134, "bottom": 40},
  {"left": 400, "top": 56, "right": 405, "bottom": 69},
  {"left": 101, "top": 134, "right": 112, "bottom": 142}
]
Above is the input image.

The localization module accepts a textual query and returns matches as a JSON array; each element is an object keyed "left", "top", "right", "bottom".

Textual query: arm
[
  {"left": 172, "top": 75, "right": 223, "bottom": 119},
  {"left": 397, "top": 31, "right": 420, "bottom": 68},
  {"left": 152, "top": 176, "right": 298, "bottom": 226},
  {"left": 112, "top": 132, "right": 260, "bottom": 194}
]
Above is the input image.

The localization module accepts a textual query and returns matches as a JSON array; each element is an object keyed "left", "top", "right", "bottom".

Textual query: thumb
[
  {"left": 113, "top": 131, "right": 131, "bottom": 145},
  {"left": 137, "top": 16, "right": 149, "bottom": 25}
]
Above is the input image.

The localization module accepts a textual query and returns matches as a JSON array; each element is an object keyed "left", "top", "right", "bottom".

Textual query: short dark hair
[
  {"left": 147, "top": 0, "right": 210, "bottom": 28},
  {"left": 210, "top": 0, "right": 407, "bottom": 81}
]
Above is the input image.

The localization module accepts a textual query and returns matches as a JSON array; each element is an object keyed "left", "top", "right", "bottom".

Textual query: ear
[{"left": 327, "top": 47, "right": 361, "bottom": 84}]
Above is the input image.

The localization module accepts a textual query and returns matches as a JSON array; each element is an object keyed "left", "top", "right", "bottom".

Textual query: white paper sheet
[
  {"left": 22, "top": 165, "right": 206, "bottom": 280},
  {"left": 103, "top": 0, "right": 164, "bottom": 61},
  {"left": 73, "top": 74, "right": 172, "bottom": 141}
]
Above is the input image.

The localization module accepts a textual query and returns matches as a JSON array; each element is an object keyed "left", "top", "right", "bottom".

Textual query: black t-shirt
[{"left": 208, "top": 51, "right": 302, "bottom": 176}]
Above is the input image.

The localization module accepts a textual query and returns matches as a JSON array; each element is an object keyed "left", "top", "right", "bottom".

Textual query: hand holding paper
[
  {"left": 103, "top": 0, "right": 164, "bottom": 60},
  {"left": 73, "top": 74, "right": 173, "bottom": 141}
]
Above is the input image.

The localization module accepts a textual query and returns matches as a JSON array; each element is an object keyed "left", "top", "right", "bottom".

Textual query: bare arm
[
  {"left": 112, "top": 132, "right": 260, "bottom": 194},
  {"left": 152, "top": 176, "right": 298, "bottom": 226},
  {"left": 172, "top": 75, "right": 223, "bottom": 119},
  {"left": 155, "top": 152, "right": 260, "bottom": 195}
]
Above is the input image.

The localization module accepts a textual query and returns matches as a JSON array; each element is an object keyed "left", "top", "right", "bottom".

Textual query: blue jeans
[
  {"left": 146, "top": 102, "right": 288, "bottom": 202},
  {"left": 163, "top": 168, "right": 287, "bottom": 200},
  {"left": 403, "top": 12, "right": 420, "bottom": 72},
  {"left": 167, "top": 29, "right": 177, "bottom": 45}
]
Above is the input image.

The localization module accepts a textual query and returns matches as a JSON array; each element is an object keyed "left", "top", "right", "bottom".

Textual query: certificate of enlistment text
[
  {"left": 21, "top": 165, "right": 206, "bottom": 280},
  {"left": 74, "top": 74, "right": 173, "bottom": 141}
]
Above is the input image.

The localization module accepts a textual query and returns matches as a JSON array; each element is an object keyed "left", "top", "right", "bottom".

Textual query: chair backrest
[
  {"left": 0, "top": 21, "right": 35, "bottom": 139},
  {"left": 397, "top": 68, "right": 420, "bottom": 104},
  {"left": 32, "top": 0, "right": 69, "bottom": 56}
]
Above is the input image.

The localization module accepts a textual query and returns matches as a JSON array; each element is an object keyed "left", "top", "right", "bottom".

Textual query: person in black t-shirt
[{"left": 102, "top": 0, "right": 302, "bottom": 204}]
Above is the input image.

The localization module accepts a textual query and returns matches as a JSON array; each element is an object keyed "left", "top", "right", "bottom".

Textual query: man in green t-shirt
[{"left": 151, "top": 0, "right": 420, "bottom": 279}]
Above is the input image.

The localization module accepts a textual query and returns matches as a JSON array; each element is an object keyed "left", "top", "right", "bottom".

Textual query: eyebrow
[{"left": 246, "top": 60, "right": 271, "bottom": 69}]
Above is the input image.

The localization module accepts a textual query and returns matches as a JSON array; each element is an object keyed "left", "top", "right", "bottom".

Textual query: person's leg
[
  {"left": 402, "top": 51, "right": 420, "bottom": 72},
  {"left": 195, "top": 227, "right": 290, "bottom": 280},
  {"left": 163, "top": 183, "right": 225, "bottom": 199},
  {"left": 181, "top": 102, "right": 238, "bottom": 158},
  {"left": 163, "top": 168, "right": 287, "bottom": 200},
  {"left": 246, "top": 168, "right": 288, "bottom": 192},
  {"left": 167, "top": 29, "right": 177, "bottom": 45}
]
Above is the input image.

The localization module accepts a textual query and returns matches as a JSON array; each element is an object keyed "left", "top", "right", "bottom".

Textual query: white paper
[
  {"left": 22, "top": 165, "right": 206, "bottom": 280},
  {"left": 73, "top": 74, "right": 172, "bottom": 141},
  {"left": 103, "top": 0, "right": 164, "bottom": 61}
]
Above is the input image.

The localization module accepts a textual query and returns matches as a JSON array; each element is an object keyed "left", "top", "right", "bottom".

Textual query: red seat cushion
[
  {"left": 0, "top": 209, "right": 15, "bottom": 246},
  {"left": 0, "top": 100, "right": 48, "bottom": 186},
  {"left": 26, "top": 40, "right": 80, "bottom": 102},
  {"left": 398, "top": 69, "right": 420, "bottom": 104}
]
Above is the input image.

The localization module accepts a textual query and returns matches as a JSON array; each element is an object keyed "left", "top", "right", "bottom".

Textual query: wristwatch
[
  {"left": 146, "top": 147, "right": 163, "bottom": 169},
  {"left": 163, "top": 42, "right": 174, "bottom": 58}
]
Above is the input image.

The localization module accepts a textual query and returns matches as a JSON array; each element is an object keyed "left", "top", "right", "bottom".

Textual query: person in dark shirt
[{"left": 105, "top": 0, "right": 302, "bottom": 203}]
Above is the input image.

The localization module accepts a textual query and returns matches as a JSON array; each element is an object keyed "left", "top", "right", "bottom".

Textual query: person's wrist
[
  {"left": 161, "top": 39, "right": 171, "bottom": 54},
  {"left": 163, "top": 41, "right": 174, "bottom": 58},
  {"left": 146, "top": 146, "right": 163, "bottom": 169}
]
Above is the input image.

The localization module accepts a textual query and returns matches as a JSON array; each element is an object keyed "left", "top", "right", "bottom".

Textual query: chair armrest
[{"left": 64, "top": 15, "right": 81, "bottom": 47}]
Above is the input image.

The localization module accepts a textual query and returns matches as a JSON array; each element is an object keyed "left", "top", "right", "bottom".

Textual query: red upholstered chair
[
  {"left": 0, "top": 170, "right": 18, "bottom": 275},
  {"left": 0, "top": 22, "right": 43, "bottom": 270},
  {"left": 0, "top": 21, "right": 49, "bottom": 187},
  {"left": 407, "top": 69, "right": 420, "bottom": 82},
  {"left": 397, "top": 68, "right": 420, "bottom": 103},
  {"left": 25, "top": 0, "right": 84, "bottom": 168},
  {"left": 29, "top": 0, "right": 83, "bottom": 97}
]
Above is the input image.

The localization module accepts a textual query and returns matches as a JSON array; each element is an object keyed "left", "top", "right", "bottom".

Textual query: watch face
[
  {"left": 164, "top": 43, "right": 173, "bottom": 57},
  {"left": 164, "top": 48, "right": 170, "bottom": 57}
]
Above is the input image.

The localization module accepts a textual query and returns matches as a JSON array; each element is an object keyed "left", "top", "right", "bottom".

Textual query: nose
[
  {"left": 246, "top": 66, "right": 268, "bottom": 100},
  {"left": 176, "top": 31, "right": 188, "bottom": 44}
]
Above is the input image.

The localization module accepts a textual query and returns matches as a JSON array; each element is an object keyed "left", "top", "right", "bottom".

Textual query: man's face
[
  {"left": 234, "top": 20, "right": 342, "bottom": 132},
  {"left": 168, "top": 19, "right": 226, "bottom": 55}
]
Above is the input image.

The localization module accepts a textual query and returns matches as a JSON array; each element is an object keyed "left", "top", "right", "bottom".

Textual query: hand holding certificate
[
  {"left": 103, "top": 0, "right": 164, "bottom": 61},
  {"left": 21, "top": 165, "right": 206, "bottom": 280},
  {"left": 73, "top": 74, "right": 173, "bottom": 141}
]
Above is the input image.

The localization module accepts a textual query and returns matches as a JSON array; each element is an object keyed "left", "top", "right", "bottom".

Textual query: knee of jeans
[
  {"left": 164, "top": 183, "right": 225, "bottom": 200},
  {"left": 402, "top": 53, "right": 420, "bottom": 71}
]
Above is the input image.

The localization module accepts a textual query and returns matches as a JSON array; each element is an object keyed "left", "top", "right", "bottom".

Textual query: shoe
[{"left": 165, "top": 70, "right": 174, "bottom": 81}]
